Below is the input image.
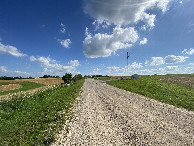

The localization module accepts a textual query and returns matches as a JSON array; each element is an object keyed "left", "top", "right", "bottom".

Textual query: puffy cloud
[
  {"left": 106, "top": 62, "right": 143, "bottom": 76},
  {"left": 140, "top": 37, "right": 148, "bottom": 45},
  {"left": 182, "top": 48, "right": 194, "bottom": 55},
  {"left": 139, "top": 64, "right": 194, "bottom": 75},
  {"left": 145, "top": 55, "right": 188, "bottom": 66},
  {"left": 157, "top": 0, "right": 171, "bottom": 12},
  {"left": 106, "top": 63, "right": 194, "bottom": 76},
  {"left": 30, "top": 56, "right": 79, "bottom": 76},
  {"left": 164, "top": 55, "right": 188, "bottom": 64},
  {"left": 84, "top": 0, "right": 171, "bottom": 26},
  {"left": 0, "top": 66, "right": 7, "bottom": 73},
  {"left": 0, "top": 42, "right": 26, "bottom": 57},
  {"left": 0, "top": 66, "right": 31, "bottom": 77},
  {"left": 139, "top": 12, "right": 156, "bottom": 28},
  {"left": 145, "top": 57, "right": 164, "bottom": 66},
  {"left": 83, "top": 26, "right": 138, "bottom": 58},
  {"left": 83, "top": 0, "right": 173, "bottom": 58},
  {"left": 68, "top": 60, "right": 80, "bottom": 67},
  {"left": 90, "top": 68, "right": 101, "bottom": 75},
  {"left": 60, "top": 39, "right": 72, "bottom": 48}
]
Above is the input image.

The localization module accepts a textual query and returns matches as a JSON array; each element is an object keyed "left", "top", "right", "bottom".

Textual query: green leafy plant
[{"left": 62, "top": 73, "right": 72, "bottom": 84}]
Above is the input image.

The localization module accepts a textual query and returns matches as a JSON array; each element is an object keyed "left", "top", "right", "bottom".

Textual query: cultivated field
[
  {"left": 0, "top": 78, "right": 64, "bottom": 97},
  {"left": 0, "top": 77, "right": 64, "bottom": 85},
  {"left": 158, "top": 74, "right": 194, "bottom": 89}
]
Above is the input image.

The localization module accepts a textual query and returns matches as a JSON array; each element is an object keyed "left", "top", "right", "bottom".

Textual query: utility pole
[{"left": 127, "top": 52, "right": 129, "bottom": 66}]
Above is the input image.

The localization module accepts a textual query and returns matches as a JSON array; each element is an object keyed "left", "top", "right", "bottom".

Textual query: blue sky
[{"left": 0, "top": 0, "right": 194, "bottom": 77}]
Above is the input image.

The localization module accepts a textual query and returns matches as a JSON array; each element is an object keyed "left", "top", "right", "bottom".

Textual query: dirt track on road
[{"left": 53, "top": 79, "right": 194, "bottom": 145}]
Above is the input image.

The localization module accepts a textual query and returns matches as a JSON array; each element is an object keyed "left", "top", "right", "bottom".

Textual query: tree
[
  {"left": 74, "top": 74, "right": 82, "bottom": 80},
  {"left": 62, "top": 73, "right": 72, "bottom": 84}
]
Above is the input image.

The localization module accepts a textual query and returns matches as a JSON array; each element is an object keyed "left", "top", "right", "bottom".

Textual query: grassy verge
[
  {"left": 94, "top": 77, "right": 112, "bottom": 80},
  {"left": 107, "top": 76, "right": 194, "bottom": 111},
  {"left": 0, "top": 79, "right": 84, "bottom": 145},
  {"left": 0, "top": 82, "right": 45, "bottom": 96}
]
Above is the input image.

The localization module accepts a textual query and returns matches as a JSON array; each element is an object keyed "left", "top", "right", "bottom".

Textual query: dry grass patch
[
  {"left": 0, "top": 77, "right": 64, "bottom": 85},
  {"left": 0, "top": 84, "right": 22, "bottom": 92}
]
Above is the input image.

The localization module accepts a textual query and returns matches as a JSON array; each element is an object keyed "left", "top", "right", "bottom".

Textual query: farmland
[
  {"left": 0, "top": 78, "right": 84, "bottom": 145},
  {"left": 0, "top": 78, "right": 64, "bottom": 97},
  {"left": 107, "top": 74, "right": 194, "bottom": 111},
  {"left": 0, "top": 74, "right": 193, "bottom": 145}
]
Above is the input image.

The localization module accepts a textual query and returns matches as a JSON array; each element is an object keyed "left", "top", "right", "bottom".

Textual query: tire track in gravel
[{"left": 53, "top": 79, "right": 194, "bottom": 145}]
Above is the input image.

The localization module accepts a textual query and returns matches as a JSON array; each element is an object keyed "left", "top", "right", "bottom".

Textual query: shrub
[{"left": 62, "top": 73, "right": 72, "bottom": 84}]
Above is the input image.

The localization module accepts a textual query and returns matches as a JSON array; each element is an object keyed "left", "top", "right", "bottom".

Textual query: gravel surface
[{"left": 53, "top": 79, "right": 194, "bottom": 145}]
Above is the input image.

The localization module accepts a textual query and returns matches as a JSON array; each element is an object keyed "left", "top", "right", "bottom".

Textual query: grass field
[
  {"left": 0, "top": 79, "right": 84, "bottom": 145},
  {"left": 0, "top": 82, "right": 45, "bottom": 96},
  {"left": 94, "top": 76, "right": 130, "bottom": 80},
  {"left": 107, "top": 75, "right": 194, "bottom": 111}
]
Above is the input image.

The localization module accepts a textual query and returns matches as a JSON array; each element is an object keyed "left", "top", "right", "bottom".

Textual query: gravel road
[{"left": 53, "top": 79, "right": 194, "bottom": 145}]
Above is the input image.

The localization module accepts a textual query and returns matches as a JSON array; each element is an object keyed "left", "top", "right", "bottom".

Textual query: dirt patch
[
  {"left": 159, "top": 75, "right": 194, "bottom": 89},
  {"left": 0, "top": 84, "right": 22, "bottom": 92}
]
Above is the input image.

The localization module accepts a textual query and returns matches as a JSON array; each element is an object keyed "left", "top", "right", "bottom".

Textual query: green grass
[
  {"left": 94, "top": 77, "right": 112, "bottom": 80},
  {"left": 0, "top": 82, "right": 45, "bottom": 96},
  {"left": 0, "top": 79, "right": 85, "bottom": 145},
  {"left": 107, "top": 76, "right": 194, "bottom": 111}
]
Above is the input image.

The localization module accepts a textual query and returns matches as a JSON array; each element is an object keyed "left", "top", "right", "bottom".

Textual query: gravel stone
[{"left": 53, "top": 79, "right": 194, "bottom": 145}]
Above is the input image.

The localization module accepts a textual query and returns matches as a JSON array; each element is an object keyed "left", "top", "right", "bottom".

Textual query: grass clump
[
  {"left": 0, "top": 82, "right": 45, "bottom": 96},
  {"left": 0, "top": 79, "right": 84, "bottom": 145},
  {"left": 107, "top": 76, "right": 194, "bottom": 111}
]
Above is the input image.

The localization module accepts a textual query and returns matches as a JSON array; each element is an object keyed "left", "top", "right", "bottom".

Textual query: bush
[
  {"left": 74, "top": 74, "right": 82, "bottom": 80},
  {"left": 62, "top": 73, "right": 72, "bottom": 84}
]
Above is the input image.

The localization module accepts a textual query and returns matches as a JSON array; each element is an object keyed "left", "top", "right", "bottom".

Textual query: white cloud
[
  {"left": 145, "top": 55, "right": 188, "bottom": 66},
  {"left": 60, "top": 23, "right": 66, "bottom": 34},
  {"left": 68, "top": 60, "right": 80, "bottom": 67},
  {"left": 0, "top": 66, "right": 7, "bottom": 73},
  {"left": 182, "top": 48, "right": 194, "bottom": 55},
  {"left": 83, "top": 26, "right": 138, "bottom": 58},
  {"left": 30, "top": 56, "right": 79, "bottom": 76},
  {"left": 0, "top": 42, "right": 26, "bottom": 57},
  {"left": 106, "top": 63, "right": 194, "bottom": 76},
  {"left": 139, "top": 64, "right": 194, "bottom": 75},
  {"left": 106, "top": 62, "right": 143, "bottom": 76},
  {"left": 60, "top": 39, "right": 72, "bottom": 48},
  {"left": 145, "top": 57, "right": 164, "bottom": 66},
  {"left": 84, "top": 0, "right": 171, "bottom": 26},
  {"left": 83, "top": 0, "right": 173, "bottom": 58},
  {"left": 157, "top": 0, "right": 171, "bottom": 12},
  {"left": 90, "top": 68, "right": 101, "bottom": 75},
  {"left": 140, "top": 37, "right": 148, "bottom": 45},
  {"left": 164, "top": 55, "right": 188, "bottom": 64},
  {"left": 0, "top": 66, "right": 31, "bottom": 77}
]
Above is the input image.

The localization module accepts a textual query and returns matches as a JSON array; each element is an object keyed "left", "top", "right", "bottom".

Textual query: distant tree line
[
  {"left": 91, "top": 75, "right": 109, "bottom": 78},
  {"left": 39, "top": 75, "right": 60, "bottom": 78},
  {"left": 0, "top": 76, "right": 34, "bottom": 80}
]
